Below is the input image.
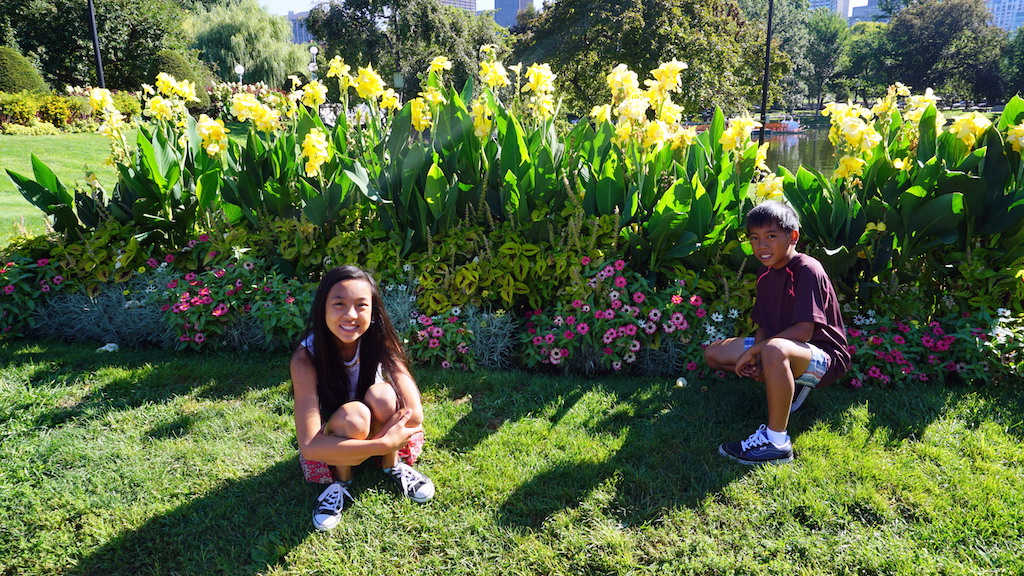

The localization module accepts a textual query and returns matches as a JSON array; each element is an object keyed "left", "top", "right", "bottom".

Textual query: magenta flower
[
  {"left": 165, "top": 254, "right": 175, "bottom": 263},
  {"left": 563, "top": 330, "right": 574, "bottom": 340},
  {"left": 198, "top": 234, "right": 210, "bottom": 242},
  {"left": 689, "top": 295, "right": 702, "bottom": 306},
  {"left": 428, "top": 338, "right": 440, "bottom": 348},
  {"left": 212, "top": 303, "right": 229, "bottom": 317},
  {"left": 571, "top": 299, "right": 583, "bottom": 308},
  {"left": 194, "top": 333, "right": 206, "bottom": 344},
  {"left": 531, "top": 334, "right": 543, "bottom": 345},
  {"left": 850, "top": 378, "right": 862, "bottom": 389},
  {"left": 566, "top": 315, "right": 576, "bottom": 325},
  {"left": 614, "top": 276, "right": 628, "bottom": 288},
  {"left": 581, "top": 256, "right": 591, "bottom": 265},
  {"left": 576, "top": 323, "right": 590, "bottom": 335},
  {"left": 613, "top": 259, "right": 625, "bottom": 270},
  {"left": 36, "top": 258, "right": 49, "bottom": 267},
  {"left": 696, "top": 308, "right": 706, "bottom": 318},
  {"left": 624, "top": 324, "right": 637, "bottom": 336},
  {"left": 441, "top": 360, "right": 452, "bottom": 369},
  {"left": 3, "top": 285, "right": 14, "bottom": 295},
  {"left": 544, "top": 333, "right": 556, "bottom": 344},
  {"left": 648, "top": 309, "right": 662, "bottom": 322},
  {"left": 285, "top": 296, "right": 295, "bottom": 304},
  {"left": 147, "top": 258, "right": 159, "bottom": 268},
  {"left": 243, "top": 261, "right": 255, "bottom": 270},
  {"left": 686, "top": 361, "right": 698, "bottom": 371},
  {"left": 179, "top": 335, "right": 192, "bottom": 342},
  {"left": 603, "top": 347, "right": 613, "bottom": 355},
  {"left": 214, "top": 269, "right": 225, "bottom": 278},
  {"left": 185, "top": 272, "right": 197, "bottom": 282},
  {"left": 632, "top": 292, "right": 645, "bottom": 304},
  {"left": 40, "top": 284, "right": 50, "bottom": 293},
  {"left": 671, "top": 295, "right": 683, "bottom": 305}
]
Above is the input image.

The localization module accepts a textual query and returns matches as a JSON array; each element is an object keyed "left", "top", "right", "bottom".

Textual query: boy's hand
[{"left": 735, "top": 346, "right": 763, "bottom": 380}]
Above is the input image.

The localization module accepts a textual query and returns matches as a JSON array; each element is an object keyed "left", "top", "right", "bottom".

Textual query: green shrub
[
  {"left": 1, "top": 120, "right": 59, "bottom": 135},
  {"left": 37, "top": 95, "right": 71, "bottom": 127},
  {"left": 150, "top": 49, "right": 211, "bottom": 111},
  {"left": 111, "top": 91, "right": 141, "bottom": 121},
  {"left": 0, "top": 47, "right": 47, "bottom": 93},
  {"left": 0, "top": 91, "right": 40, "bottom": 125}
]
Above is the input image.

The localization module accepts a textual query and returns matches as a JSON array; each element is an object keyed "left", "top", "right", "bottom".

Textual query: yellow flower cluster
[
  {"left": 470, "top": 97, "right": 493, "bottom": 138},
  {"left": 753, "top": 173, "right": 784, "bottom": 202},
  {"left": 1008, "top": 124, "right": 1024, "bottom": 153},
  {"left": 429, "top": 56, "right": 452, "bottom": 75},
  {"left": 380, "top": 88, "right": 401, "bottom": 111},
  {"left": 948, "top": 111, "right": 991, "bottom": 148},
  {"left": 353, "top": 66, "right": 386, "bottom": 100},
  {"left": 719, "top": 115, "right": 762, "bottom": 152},
  {"left": 155, "top": 72, "right": 199, "bottom": 103},
  {"left": 904, "top": 87, "right": 945, "bottom": 130},
  {"left": 300, "top": 80, "right": 328, "bottom": 108},
  {"left": 479, "top": 60, "right": 509, "bottom": 88},
  {"left": 144, "top": 95, "right": 175, "bottom": 121},
  {"left": 599, "top": 61, "right": 691, "bottom": 149},
  {"left": 301, "top": 128, "right": 330, "bottom": 177},
  {"left": 523, "top": 63, "right": 556, "bottom": 120},
  {"left": 834, "top": 155, "right": 867, "bottom": 180},
  {"left": 327, "top": 56, "right": 353, "bottom": 90},
  {"left": 410, "top": 98, "right": 432, "bottom": 131},
  {"left": 230, "top": 93, "right": 281, "bottom": 132},
  {"left": 89, "top": 87, "right": 128, "bottom": 164},
  {"left": 196, "top": 114, "right": 228, "bottom": 156},
  {"left": 822, "top": 102, "right": 881, "bottom": 153}
]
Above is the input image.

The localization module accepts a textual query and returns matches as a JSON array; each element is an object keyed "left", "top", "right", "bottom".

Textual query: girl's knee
[
  {"left": 364, "top": 382, "right": 398, "bottom": 418},
  {"left": 325, "top": 402, "right": 371, "bottom": 439}
]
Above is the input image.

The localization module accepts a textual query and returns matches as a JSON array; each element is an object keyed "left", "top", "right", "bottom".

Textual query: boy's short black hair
[{"left": 745, "top": 200, "right": 800, "bottom": 233}]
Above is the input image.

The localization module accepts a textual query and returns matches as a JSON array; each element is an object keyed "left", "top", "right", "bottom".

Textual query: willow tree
[
  {"left": 511, "top": 0, "right": 772, "bottom": 115},
  {"left": 187, "top": 0, "right": 308, "bottom": 87}
]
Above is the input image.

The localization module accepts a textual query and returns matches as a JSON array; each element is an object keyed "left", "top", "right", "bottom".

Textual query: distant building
[
  {"left": 809, "top": 0, "right": 851, "bottom": 17},
  {"left": 287, "top": 11, "right": 314, "bottom": 44},
  {"left": 848, "top": 0, "right": 885, "bottom": 24},
  {"left": 989, "top": 0, "right": 1024, "bottom": 31},
  {"left": 439, "top": 0, "right": 477, "bottom": 10},
  {"left": 493, "top": 0, "right": 533, "bottom": 27}
]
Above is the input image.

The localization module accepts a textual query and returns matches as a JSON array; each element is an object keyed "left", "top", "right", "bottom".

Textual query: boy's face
[{"left": 747, "top": 223, "right": 798, "bottom": 270}]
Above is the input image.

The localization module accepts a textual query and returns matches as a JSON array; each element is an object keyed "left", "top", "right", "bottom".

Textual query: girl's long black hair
[{"left": 300, "top": 265, "right": 408, "bottom": 419}]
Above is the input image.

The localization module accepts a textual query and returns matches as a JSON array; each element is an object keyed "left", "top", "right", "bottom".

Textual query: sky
[{"left": 260, "top": 0, "right": 497, "bottom": 15}]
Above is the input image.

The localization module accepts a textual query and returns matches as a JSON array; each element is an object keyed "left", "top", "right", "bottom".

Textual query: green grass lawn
[{"left": 1, "top": 341, "right": 1021, "bottom": 575}]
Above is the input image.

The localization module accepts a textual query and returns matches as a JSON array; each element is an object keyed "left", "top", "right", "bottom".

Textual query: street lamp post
[
  {"left": 308, "top": 45, "right": 319, "bottom": 80},
  {"left": 87, "top": 0, "right": 105, "bottom": 88},
  {"left": 234, "top": 64, "right": 245, "bottom": 84},
  {"left": 758, "top": 0, "right": 776, "bottom": 146}
]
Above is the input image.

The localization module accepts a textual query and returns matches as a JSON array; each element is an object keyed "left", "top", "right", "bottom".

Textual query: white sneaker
[
  {"left": 312, "top": 481, "right": 352, "bottom": 531},
  {"left": 386, "top": 462, "right": 435, "bottom": 503}
]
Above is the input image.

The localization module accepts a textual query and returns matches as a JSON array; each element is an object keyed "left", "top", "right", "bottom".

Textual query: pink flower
[
  {"left": 686, "top": 361, "right": 698, "bottom": 371},
  {"left": 165, "top": 254, "right": 175, "bottom": 263},
  {"left": 533, "top": 335, "right": 544, "bottom": 345},
  {"left": 441, "top": 360, "right": 452, "bottom": 369},
  {"left": 849, "top": 329, "right": 862, "bottom": 338},
  {"left": 36, "top": 258, "right": 49, "bottom": 267},
  {"left": 869, "top": 335, "right": 884, "bottom": 346},
  {"left": 213, "top": 269, "right": 225, "bottom": 278},
  {"left": 644, "top": 323, "right": 658, "bottom": 334},
  {"left": 611, "top": 300, "right": 622, "bottom": 310},
  {"left": 867, "top": 366, "right": 882, "bottom": 378},
  {"left": 167, "top": 280, "right": 178, "bottom": 289},
  {"left": 624, "top": 324, "right": 637, "bottom": 336},
  {"left": 544, "top": 333, "right": 556, "bottom": 344},
  {"left": 603, "top": 347, "right": 613, "bottom": 355},
  {"left": 571, "top": 299, "right": 583, "bottom": 308},
  {"left": 671, "top": 295, "right": 683, "bottom": 305},
  {"left": 648, "top": 309, "right": 662, "bottom": 322},
  {"left": 614, "top": 276, "right": 628, "bottom": 288},
  {"left": 566, "top": 315, "right": 577, "bottom": 325},
  {"left": 892, "top": 335, "right": 905, "bottom": 345},
  {"left": 581, "top": 256, "right": 591, "bottom": 265},
  {"left": 632, "top": 292, "right": 645, "bottom": 304},
  {"left": 40, "top": 284, "right": 50, "bottom": 293},
  {"left": 243, "top": 261, "right": 255, "bottom": 270},
  {"left": 198, "top": 234, "right": 210, "bottom": 242},
  {"left": 670, "top": 312, "right": 686, "bottom": 326},
  {"left": 428, "top": 338, "right": 440, "bottom": 348},
  {"left": 850, "top": 378, "right": 862, "bottom": 389},
  {"left": 3, "top": 285, "right": 14, "bottom": 295},
  {"left": 612, "top": 361, "right": 622, "bottom": 371},
  {"left": 212, "top": 303, "right": 229, "bottom": 317},
  {"left": 179, "top": 335, "right": 192, "bottom": 342},
  {"left": 286, "top": 296, "right": 295, "bottom": 304},
  {"left": 147, "top": 258, "right": 159, "bottom": 268},
  {"left": 689, "top": 295, "right": 702, "bottom": 306},
  {"left": 695, "top": 308, "right": 706, "bottom": 318},
  {"left": 563, "top": 330, "right": 575, "bottom": 340},
  {"left": 602, "top": 329, "right": 616, "bottom": 344},
  {"left": 185, "top": 272, "right": 197, "bottom": 282},
  {"left": 613, "top": 259, "right": 625, "bottom": 270},
  {"left": 576, "top": 323, "right": 590, "bottom": 335},
  {"left": 431, "top": 326, "right": 444, "bottom": 338},
  {"left": 194, "top": 333, "right": 206, "bottom": 344}
]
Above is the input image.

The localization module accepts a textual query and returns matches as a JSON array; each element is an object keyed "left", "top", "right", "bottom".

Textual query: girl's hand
[{"left": 373, "top": 409, "right": 421, "bottom": 450}]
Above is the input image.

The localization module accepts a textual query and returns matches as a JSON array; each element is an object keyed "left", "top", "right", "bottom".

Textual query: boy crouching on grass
[{"left": 704, "top": 200, "right": 850, "bottom": 464}]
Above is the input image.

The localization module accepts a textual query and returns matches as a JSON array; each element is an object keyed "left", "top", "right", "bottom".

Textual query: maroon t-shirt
[{"left": 751, "top": 252, "right": 851, "bottom": 387}]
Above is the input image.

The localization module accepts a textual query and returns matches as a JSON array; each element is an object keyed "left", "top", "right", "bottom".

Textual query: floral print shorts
[{"left": 299, "top": 431, "right": 425, "bottom": 484}]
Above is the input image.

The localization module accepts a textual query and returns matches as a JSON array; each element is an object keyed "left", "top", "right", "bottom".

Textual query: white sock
[{"left": 765, "top": 427, "right": 789, "bottom": 447}]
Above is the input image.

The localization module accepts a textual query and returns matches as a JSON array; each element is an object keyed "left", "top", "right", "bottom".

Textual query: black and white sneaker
[
  {"left": 790, "top": 385, "right": 811, "bottom": 413},
  {"left": 386, "top": 462, "right": 435, "bottom": 503},
  {"left": 312, "top": 480, "right": 353, "bottom": 531},
  {"left": 719, "top": 425, "right": 794, "bottom": 465}
]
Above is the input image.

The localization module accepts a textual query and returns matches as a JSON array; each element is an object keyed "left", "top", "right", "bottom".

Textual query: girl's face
[{"left": 324, "top": 278, "right": 374, "bottom": 357}]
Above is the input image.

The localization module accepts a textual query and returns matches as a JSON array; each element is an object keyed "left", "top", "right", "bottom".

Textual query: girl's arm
[
  {"left": 388, "top": 360, "right": 424, "bottom": 427},
  {"left": 291, "top": 348, "right": 419, "bottom": 466}
]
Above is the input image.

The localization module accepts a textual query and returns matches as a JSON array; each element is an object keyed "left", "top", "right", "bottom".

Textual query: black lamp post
[
  {"left": 87, "top": 0, "right": 105, "bottom": 88},
  {"left": 757, "top": 0, "right": 775, "bottom": 145}
]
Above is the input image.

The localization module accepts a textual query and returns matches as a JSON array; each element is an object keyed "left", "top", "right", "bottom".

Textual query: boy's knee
[
  {"left": 760, "top": 338, "right": 792, "bottom": 364},
  {"left": 326, "top": 402, "right": 371, "bottom": 439}
]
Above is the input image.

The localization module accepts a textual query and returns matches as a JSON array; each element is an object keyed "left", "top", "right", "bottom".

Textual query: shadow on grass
[
  {"left": 433, "top": 365, "right": 1024, "bottom": 530},
  {"left": 0, "top": 341, "right": 291, "bottom": 431},
  {"left": 72, "top": 459, "right": 311, "bottom": 576}
]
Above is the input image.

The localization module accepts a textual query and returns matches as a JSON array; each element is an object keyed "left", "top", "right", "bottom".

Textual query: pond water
[{"left": 762, "top": 127, "right": 836, "bottom": 175}]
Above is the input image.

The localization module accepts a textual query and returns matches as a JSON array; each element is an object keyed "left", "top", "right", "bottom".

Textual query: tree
[
  {"left": 1003, "top": 27, "right": 1024, "bottom": 99},
  {"left": 306, "top": 0, "right": 505, "bottom": 99},
  {"left": 834, "top": 21, "right": 890, "bottom": 106},
  {"left": 803, "top": 7, "right": 848, "bottom": 109},
  {"left": 886, "top": 0, "right": 1006, "bottom": 101},
  {"left": 0, "top": 0, "right": 189, "bottom": 90},
  {"left": 736, "top": 0, "right": 811, "bottom": 111},
  {"left": 512, "top": 0, "right": 771, "bottom": 115},
  {"left": 0, "top": 46, "right": 48, "bottom": 93},
  {"left": 187, "top": 0, "right": 308, "bottom": 86}
]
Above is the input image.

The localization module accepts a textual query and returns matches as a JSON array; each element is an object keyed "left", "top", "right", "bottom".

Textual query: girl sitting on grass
[{"left": 290, "top": 265, "right": 434, "bottom": 531}]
